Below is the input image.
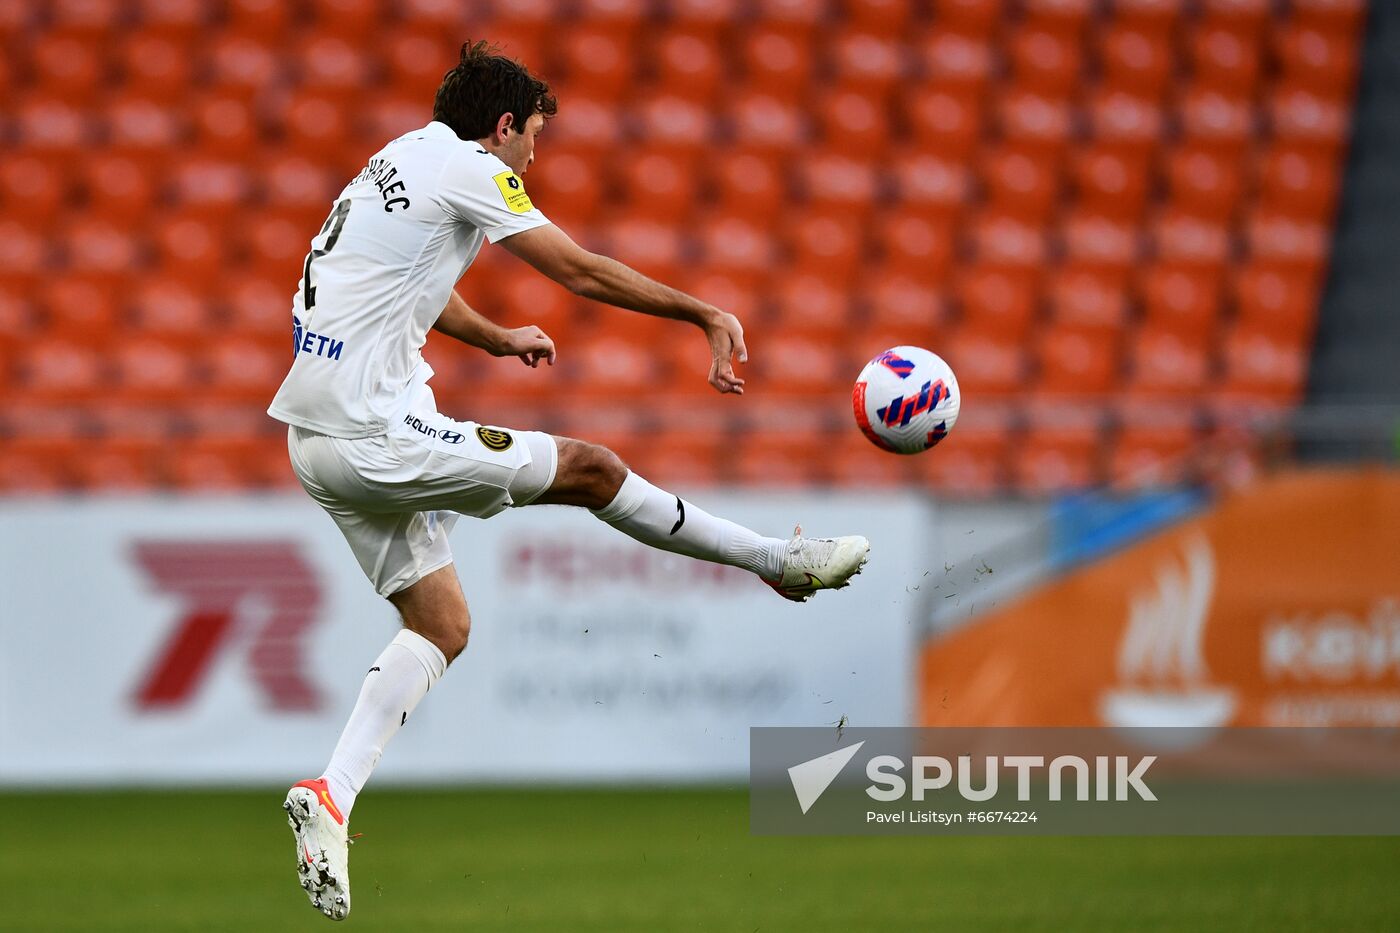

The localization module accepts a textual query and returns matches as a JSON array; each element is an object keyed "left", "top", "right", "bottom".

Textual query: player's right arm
[{"left": 499, "top": 223, "right": 748, "bottom": 395}]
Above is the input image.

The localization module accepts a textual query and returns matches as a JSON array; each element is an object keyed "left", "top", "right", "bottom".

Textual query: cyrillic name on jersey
[{"left": 353, "top": 158, "right": 412, "bottom": 212}]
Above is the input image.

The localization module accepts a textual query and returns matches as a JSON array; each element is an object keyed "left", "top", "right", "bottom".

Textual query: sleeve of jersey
[{"left": 437, "top": 149, "right": 552, "bottom": 243}]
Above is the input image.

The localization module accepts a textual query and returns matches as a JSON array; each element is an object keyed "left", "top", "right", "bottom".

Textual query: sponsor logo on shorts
[
  {"left": 475, "top": 427, "right": 514, "bottom": 452},
  {"left": 403, "top": 413, "right": 463, "bottom": 443}
]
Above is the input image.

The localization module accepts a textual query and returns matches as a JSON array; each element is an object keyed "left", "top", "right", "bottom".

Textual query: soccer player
[{"left": 269, "top": 41, "right": 869, "bottom": 921}]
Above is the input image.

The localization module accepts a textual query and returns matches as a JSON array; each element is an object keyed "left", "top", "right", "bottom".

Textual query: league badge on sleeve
[{"left": 492, "top": 171, "right": 535, "bottom": 214}]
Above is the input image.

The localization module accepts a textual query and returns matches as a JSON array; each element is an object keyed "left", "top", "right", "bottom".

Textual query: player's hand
[
  {"left": 702, "top": 309, "right": 747, "bottom": 395},
  {"left": 500, "top": 325, "right": 556, "bottom": 368}
]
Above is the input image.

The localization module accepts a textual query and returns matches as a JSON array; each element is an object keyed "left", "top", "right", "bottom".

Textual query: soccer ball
[{"left": 852, "top": 346, "right": 960, "bottom": 454}]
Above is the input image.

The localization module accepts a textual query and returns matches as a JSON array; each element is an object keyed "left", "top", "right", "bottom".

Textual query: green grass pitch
[{"left": 2, "top": 788, "right": 1397, "bottom": 932}]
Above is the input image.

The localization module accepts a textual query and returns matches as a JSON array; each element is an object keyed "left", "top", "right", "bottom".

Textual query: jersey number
[{"left": 302, "top": 198, "right": 351, "bottom": 312}]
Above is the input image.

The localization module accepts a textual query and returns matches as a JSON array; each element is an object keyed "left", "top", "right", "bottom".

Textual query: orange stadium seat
[
  {"left": 754, "top": 0, "right": 829, "bottom": 41},
  {"left": 16, "top": 336, "right": 107, "bottom": 401},
  {"left": 545, "top": 94, "right": 623, "bottom": 151},
  {"left": 830, "top": 33, "right": 906, "bottom": 96},
  {"left": 70, "top": 438, "right": 165, "bottom": 493},
  {"left": 931, "top": 0, "right": 1004, "bottom": 38},
  {"left": 1256, "top": 146, "right": 1341, "bottom": 220},
  {"left": 873, "top": 211, "right": 957, "bottom": 281},
  {"left": 0, "top": 155, "right": 68, "bottom": 225},
  {"left": 0, "top": 438, "right": 77, "bottom": 493},
  {"left": 149, "top": 213, "right": 228, "bottom": 283},
  {"left": 81, "top": 154, "right": 157, "bottom": 221},
  {"left": 1277, "top": 24, "right": 1359, "bottom": 100},
  {"left": 1099, "top": 25, "right": 1174, "bottom": 98},
  {"left": 1046, "top": 266, "right": 1130, "bottom": 331},
  {"left": 1269, "top": 82, "right": 1352, "bottom": 151},
  {"left": 14, "top": 95, "right": 94, "bottom": 168},
  {"left": 710, "top": 150, "right": 787, "bottom": 218},
  {"left": 731, "top": 430, "right": 830, "bottom": 488},
  {"left": 121, "top": 32, "right": 194, "bottom": 103},
  {"left": 831, "top": 430, "right": 917, "bottom": 487},
  {"left": 675, "top": 270, "right": 764, "bottom": 323},
  {"left": 696, "top": 214, "right": 780, "bottom": 286},
  {"left": 751, "top": 326, "right": 850, "bottom": 399},
  {"left": 998, "top": 86, "right": 1075, "bottom": 156},
  {"left": 131, "top": 277, "right": 214, "bottom": 336},
  {"left": 1070, "top": 146, "right": 1152, "bottom": 221},
  {"left": 38, "top": 277, "right": 121, "bottom": 337},
  {"left": 1152, "top": 210, "right": 1233, "bottom": 270},
  {"left": 206, "top": 35, "right": 283, "bottom": 101},
  {"left": 1243, "top": 211, "right": 1331, "bottom": 276},
  {"left": 969, "top": 211, "right": 1048, "bottom": 270},
  {"left": 844, "top": 0, "right": 913, "bottom": 36},
  {"left": 729, "top": 92, "right": 811, "bottom": 152},
  {"left": 1219, "top": 325, "right": 1309, "bottom": 400},
  {"left": 1232, "top": 263, "right": 1317, "bottom": 341},
  {"left": 613, "top": 149, "right": 700, "bottom": 222},
  {"left": 1109, "top": 422, "right": 1198, "bottom": 489},
  {"left": 740, "top": 28, "right": 815, "bottom": 102},
  {"left": 1164, "top": 146, "right": 1245, "bottom": 221},
  {"left": 603, "top": 218, "right": 686, "bottom": 283},
  {"left": 276, "top": 92, "right": 353, "bottom": 159},
  {"left": 1139, "top": 264, "right": 1223, "bottom": 339},
  {"left": 1126, "top": 326, "right": 1213, "bottom": 399},
  {"left": 1189, "top": 24, "right": 1264, "bottom": 95},
  {"left": 799, "top": 152, "right": 879, "bottom": 219},
  {"left": 944, "top": 327, "right": 1030, "bottom": 398},
  {"left": 529, "top": 148, "right": 607, "bottom": 226},
  {"left": 635, "top": 93, "right": 716, "bottom": 153},
  {"left": 1291, "top": 0, "right": 1367, "bottom": 35},
  {"left": 771, "top": 273, "right": 854, "bottom": 336},
  {"left": 904, "top": 88, "right": 984, "bottom": 159},
  {"left": 243, "top": 213, "right": 310, "bottom": 282},
  {"left": 1178, "top": 85, "right": 1255, "bottom": 155},
  {"left": 669, "top": 0, "right": 741, "bottom": 36},
  {"left": 559, "top": 28, "right": 634, "bottom": 99},
  {"left": 1085, "top": 88, "right": 1167, "bottom": 157},
  {"left": 29, "top": 33, "right": 106, "bottom": 104},
  {"left": 60, "top": 218, "right": 143, "bottom": 285},
  {"left": 916, "top": 29, "right": 997, "bottom": 91},
  {"left": 137, "top": 0, "right": 209, "bottom": 40},
  {"left": 1059, "top": 212, "right": 1140, "bottom": 280},
  {"left": 891, "top": 153, "right": 973, "bottom": 221},
  {"left": 111, "top": 336, "right": 197, "bottom": 402},
  {"left": 382, "top": 32, "right": 454, "bottom": 100},
  {"left": 306, "top": 0, "right": 383, "bottom": 42},
  {"left": 862, "top": 268, "right": 949, "bottom": 338},
  {"left": 397, "top": 0, "right": 466, "bottom": 33},
  {"left": 223, "top": 271, "right": 291, "bottom": 337},
  {"left": 225, "top": 0, "right": 295, "bottom": 40},
  {"left": 0, "top": 220, "right": 49, "bottom": 292},
  {"left": 1035, "top": 325, "right": 1121, "bottom": 396},
  {"left": 1013, "top": 417, "right": 1105, "bottom": 494},
  {"left": 982, "top": 146, "right": 1060, "bottom": 223},
  {"left": 817, "top": 89, "right": 890, "bottom": 156},
  {"left": 652, "top": 29, "right": 724, "bottom": 103},
  {"left": 298, "top": 36, "right": 373, "bottom": 99},
  {"left": 786, "top": 211, "right": 865, "bottom": 284},
  {"left": 1111, "top": 0, "right": 1182, "bottom": 30},
  {"left": 558, "top": 333, "right": 661, "bottom": 405},
  {"left": 189, "top": 93, "right": 260, "bottom": 158},
  {"left": 1008, "top": 27, "right": 1081, "bottom": 96},
  {"left": 1022, "top": 0, "right": 1095, "bottom": 34}
]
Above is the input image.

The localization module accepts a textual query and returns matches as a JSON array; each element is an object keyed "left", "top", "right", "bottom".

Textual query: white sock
[
  {"left": 322, "top": 628, "right": 446, "bottom": 818},
  {"left": 592, "top": 471, "right": 786, "bottom": 579}
]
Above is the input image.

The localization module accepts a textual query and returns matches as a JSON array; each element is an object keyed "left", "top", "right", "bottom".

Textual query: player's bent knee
[{"left": 542, "top": 437, "right": 627, "bottom": 508}]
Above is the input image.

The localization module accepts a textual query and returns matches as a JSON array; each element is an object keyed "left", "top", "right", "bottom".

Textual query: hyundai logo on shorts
[{"left": 439, "top": 431, "right": 466, "bottom": 444}]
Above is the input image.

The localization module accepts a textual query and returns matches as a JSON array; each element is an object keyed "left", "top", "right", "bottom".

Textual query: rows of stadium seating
[{"left": 0, "top": 0, "right": 1365, "bottom": 493}]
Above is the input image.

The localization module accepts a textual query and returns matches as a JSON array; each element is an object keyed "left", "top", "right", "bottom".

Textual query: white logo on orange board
[{"left": 1099, "top": 536, "right": 1236, "bottom": 735}]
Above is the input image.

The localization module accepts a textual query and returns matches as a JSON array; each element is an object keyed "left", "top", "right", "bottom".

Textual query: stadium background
[{"left": 3, "top": 0, "right": 1399, "bottom": 930}]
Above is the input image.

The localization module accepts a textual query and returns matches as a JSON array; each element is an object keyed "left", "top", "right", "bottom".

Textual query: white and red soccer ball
[{"left": 852, "top": 346, "right": 960, "bottom": 455}]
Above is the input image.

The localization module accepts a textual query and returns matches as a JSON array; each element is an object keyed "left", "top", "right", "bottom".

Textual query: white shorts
[{"left": 287, "top": 410, "right": 558, "bottom": 597}]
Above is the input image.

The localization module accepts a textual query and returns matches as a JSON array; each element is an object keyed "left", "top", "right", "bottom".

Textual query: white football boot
[
  {"left": 283, "top": 777, "right": 351, "bottom": 921},
  {"left": 765, "top": 525, "right": 871, "bottom": 602}
]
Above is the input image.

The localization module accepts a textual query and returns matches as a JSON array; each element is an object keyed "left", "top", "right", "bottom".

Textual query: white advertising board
[{"left": 0, "top": 491, "right": 930, "bottom": 785}]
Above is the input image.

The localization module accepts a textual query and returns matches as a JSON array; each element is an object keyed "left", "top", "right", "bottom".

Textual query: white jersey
[{"left": 267, "top": 121, "right": 550, "bottom": 438}]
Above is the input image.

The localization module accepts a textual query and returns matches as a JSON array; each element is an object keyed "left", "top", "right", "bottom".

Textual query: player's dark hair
[{"left": 433, "top": 40, "right": 557, "bottom": 141}]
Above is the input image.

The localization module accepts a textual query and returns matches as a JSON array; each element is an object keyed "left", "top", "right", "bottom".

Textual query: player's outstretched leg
[
  {"left": 535, "top": 438, "right": 870, "bottom": 602},
  {"left": 283, "top": 568, "right": 459, "bottom": 920}
]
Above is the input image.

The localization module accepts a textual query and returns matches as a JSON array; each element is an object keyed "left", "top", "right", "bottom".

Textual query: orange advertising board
[{"left": 919, "top": 469, "right": 1400, "bottom": 727}]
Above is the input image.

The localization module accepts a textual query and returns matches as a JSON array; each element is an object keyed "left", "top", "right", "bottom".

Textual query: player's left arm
[{"left": 432, "top": 289, "right": 556, "bottom": 367}]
